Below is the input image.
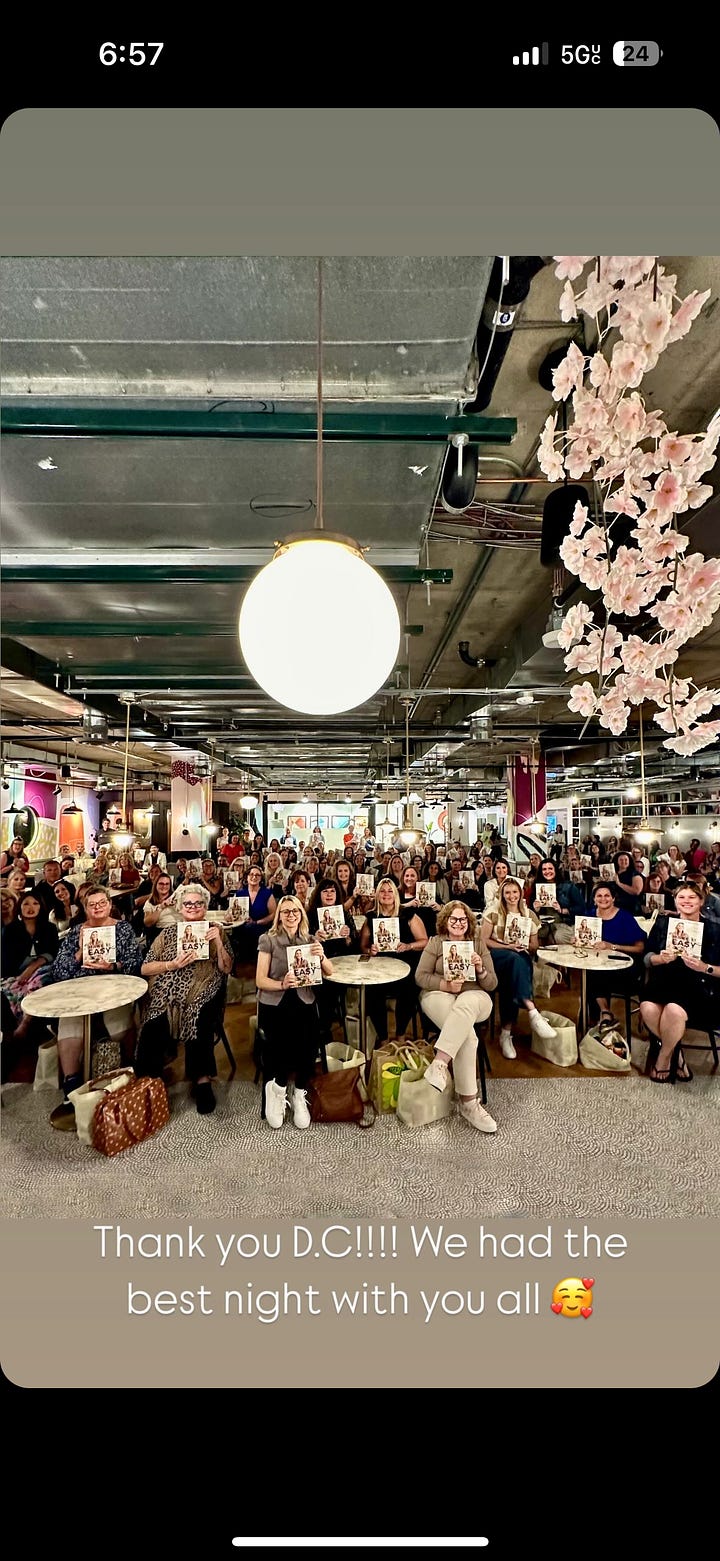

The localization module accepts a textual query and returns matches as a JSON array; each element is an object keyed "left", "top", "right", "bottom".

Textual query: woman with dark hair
[
  {"left": 1, "top": 889, "right": 59, "bottom": 1034},
  {"left": 415, "top": 899, "right": 498, "bottom": 1133},
  {"left": 686, "top": 838, "right": 708, "bottom": 873},
  {"left": 645, "top": 870, "right": 676, "bottom": 913},
  {"left": 143, "top": 871, "right": 179, "bottom": 934},
  {"left": 229, "top": 864, "right": 277, "bottom": 965},
  {"left": 256, "top": 895, "right": 334, "bottom": 1130},
  {"left": 0, "top": 836, "right": 29, "bottom": 879},
  {"left": 333, "top": 859, "right": 356, "bottom": 905},
  {"left": 286, "top": 869, "right": 312, "bottom": 909},
  {"left": 641, "top": 880, "right": 720, "bottom": 1082},
  {"left": 49, "top": 879, "right": 80, "bottom": 935},
  {"left": 424, "top": 857, "right": 450, "bottom": 906},
  {"left": 532, "top": 859, "right": 586, "bottom": 944},
  {"left": 308, "top": 877, "right": 359, "bottom": 1036},
  {"left": 584, "top": 882, "right": 645, "bottom": 1024},
  {"left": 612, "top": 850, "right": 645, "bottom": 916}
]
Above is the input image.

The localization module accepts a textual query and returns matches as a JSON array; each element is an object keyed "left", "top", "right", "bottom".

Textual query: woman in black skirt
[{"left": 640, "top": 881, "right": 720, "bottom": 1083}]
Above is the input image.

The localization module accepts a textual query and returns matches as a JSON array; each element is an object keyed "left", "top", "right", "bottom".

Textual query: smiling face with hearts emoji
[{"left": 551, "top": 1277, "right": 595, "bottom": 1318}]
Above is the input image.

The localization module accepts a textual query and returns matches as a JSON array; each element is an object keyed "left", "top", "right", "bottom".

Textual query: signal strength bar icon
[{"left": 512, "top": 43, "right": 549, "bottom": 64}]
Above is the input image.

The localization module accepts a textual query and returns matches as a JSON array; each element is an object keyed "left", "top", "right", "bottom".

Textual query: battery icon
[{"left": 613, "top": 40, "right": 662, "bottom": 65}]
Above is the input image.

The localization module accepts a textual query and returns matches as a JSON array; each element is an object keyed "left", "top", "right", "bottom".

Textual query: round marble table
[
  {"left": 537, "top": 946, "right": 632, "bottom": 1035},
  {"left": 21, "top": 974, "right": 148, "bottom": 1081},
  {"left": 325, "top": 955, "right": 411, "bottom": 1059}
]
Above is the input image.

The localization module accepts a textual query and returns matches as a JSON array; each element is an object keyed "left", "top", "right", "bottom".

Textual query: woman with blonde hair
[
  {"left": 143, "top": 871, "right": 180, "bottom": 933},
  {"left": 360, "top": 876, "right": 427, "bottom": 1046},
  {"left": 481, "top": 877, "right": 556, "bottom": 1059},
  {"left": 416, "top": 900, "right": 498, "bottom": 1132},
  {"left": 256, "top": 894, "right": 334, "bottom": 1130}
]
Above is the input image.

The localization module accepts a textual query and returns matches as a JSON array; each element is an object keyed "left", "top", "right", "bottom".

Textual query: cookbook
[
  {"left": 665, "top": 917, "right": 703, "bottom": 958},
  {"left": 442, "top": 940, "right": 476, "bottom": 982},
  {"left": 175, "top": 921, "right": 210, "bottom": 960},
  {"left": 286, "top": 944, "right": 322, "bottom": 987},
  {"left": 417, "top": 881, "right": 437, "bottom": 906},
  {"left": 227, "top": 895, "right": 249, "bottom": 923},
  {"left": 535, "top": 883, "right": 557, "bottom": 908},
  {"left": 355, "top": 873, "right": 375, "bottom": 895},
  {"left": 644, "top": 893, "right": 665, "bottom": 914},
  {"left": 574, "top": 916, "right": 602, "bottom": 947},
  {"left": 82, "top": 925, "right": 116, "bottom": 966},
  {"left": 503, "top": 913, "right": 531, "bottom": 949},
  {"left": 598, "top": 863, "right": 616, "bottom": 882},
  {"left": 318, "top": 904, "right": 345, "bottom": 938},
  {"left": 224, "top": 869, "right": 240, "bottom": 890},
  {"left": 373, "top": 917, "right": 400, "bottom": 953}
]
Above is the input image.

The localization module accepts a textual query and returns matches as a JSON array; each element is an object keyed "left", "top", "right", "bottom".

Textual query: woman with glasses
[
  {"left": 256, "top": 895, "right": 334, "bottom": 1130},
  {"left": 481, "top": 878, "right": 556, "bottom": 1059},
  {"left": 142, "top": 872, "right": 179, "bottom": 933},
  {"left": 137, "top": 883, "right": 233, "bottom": 1116},
  {"left": 415, "top": 901, "right": 498, "bottom": 1133}
]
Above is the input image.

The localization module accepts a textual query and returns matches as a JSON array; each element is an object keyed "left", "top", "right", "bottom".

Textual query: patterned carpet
[{"left": 2, "top": 1070, "right": 719, "bottom": 1220}]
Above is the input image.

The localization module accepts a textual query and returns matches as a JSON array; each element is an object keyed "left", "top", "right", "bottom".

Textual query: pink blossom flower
[
  {"left": 679, "top": 555, "right": 720, "bottom": 595},
  {"left": 604, "top": 490, "right": 640, "bottom": 518},
  {"left": 569, "top": 500, "right": 589, "bottom": 536},
  {"left": 610, "top": 340, "right": 648, "bottom": 390},
  {"left": 685, "top": 483, "right": 713, "bottom": 510},
  {"left": 597, "top": 693, "right": 630, "bottom": 735},
  {"left": 565, "top": 643, "right": 601, "bottom": 675},
  {"left": 613, "top": 393, "right": 647, "bottom": 443},
  {"left": 620, "top": 636, "right": 659, "bottom": 676},
  {"left": 538, "top": 414, "right": 565, "bottom": 482},
  {"left": 552, "top": 342, "right": 586, "bottom": 401},
  {"left": 640, "top": 298, "right": 672, "bottom": 351},
  {"left": 588, "top": 353, "right": 610, "bottom": 390},
  {"left": 557, "top": 603, "right": 595, "bottom": 650},
  {"left": 658, "top": 433, "right": 694, "bottom": 467},
  {"left": 554, "top": 256, "right": 593, "bottom": 282},
  {"left": 651, "top": 594, "right": 695, "bottom": 634},
  {"left": 559, "top": 534, "right": 586, "bottom": 574},
  {"left": 567, "top": 681, "right": 597, "bottom": 717},
  {"left": 679, "top": 688, "right": 720, "bottom": 724},
  {"left": 666, "top": 288, "right": 711, "bottom": 344},
  {"left": 663, "top": 721, "right": 720, "bottom": 755},
  {"left": 642, "top": 530, "right": 689, "bottom": 564},
  {"left": 603, "top": 256, "right": 656, "bottom": 287},
  {"left": 580, "top": 274, "right": 615, "bottom": 317},
  {"left": 559, "top": 281, "right": 577, "bottom": 322},
  {"left": 653, "top": 470, "right": 685, "bottom": 514},
  {"left": 577, "top": 554, "right": 609, "bottom": 590}
]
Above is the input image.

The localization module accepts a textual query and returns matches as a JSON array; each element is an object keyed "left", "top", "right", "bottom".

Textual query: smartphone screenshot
[{"left": 1, "top": 34, "right": 718, "bottom": 1556}]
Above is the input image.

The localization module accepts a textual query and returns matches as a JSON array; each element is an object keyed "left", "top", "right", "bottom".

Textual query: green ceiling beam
[
  {"left": 2, "top": 407, "right": 516, "bottom": 443},
  {"left": 2, "top": 565, "right": 453, "bottom": 586}
]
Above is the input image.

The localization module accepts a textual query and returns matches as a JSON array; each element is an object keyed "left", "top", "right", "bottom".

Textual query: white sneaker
[
  {"left": 499, "top": 1027, "right": 517, "bottom": 1060},
  {"left": 291, "top": 1086, "right": 311, "bottom": 1130},
  {"left": 529, "top": 1009, "right": 557, "bottom": 1042},
  {"left": 265, "top": 1078, "right": 287, "bottom": 1129},
  {"left": 424, "top": 1055, "right": 450, "bottom": 1092},
  {"left": 458, "top": 1096, "right": 497, "bottom": 1134}
]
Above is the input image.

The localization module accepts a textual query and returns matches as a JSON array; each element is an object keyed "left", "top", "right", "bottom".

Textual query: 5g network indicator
[{"left": 511, "top": 41, "right": 661, "bottom": 65}]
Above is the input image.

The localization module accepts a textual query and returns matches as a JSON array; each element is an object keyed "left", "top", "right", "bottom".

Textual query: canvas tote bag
[{"left": 530, "top": 1010, "right": 578, "bottom": 1067}]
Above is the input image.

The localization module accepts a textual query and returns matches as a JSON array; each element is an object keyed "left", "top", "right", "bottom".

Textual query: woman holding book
[
  {"left": 645, "top": 871, "right": 676, "bottom": 913},
  {"left": 1, "top": 889, "right": 59, "bottom": 1029},
  {"left": 44, "top": 886, "right": 142, "bottom": 1127},
  {"left": 333, "top": 859, "right": 356, "bottom": 904},
  {"left": 360, "top": 877, "right": 428, "bottom": 1046},
  {"left": 612, "top": 850, "right": 645, "bottom": 915},
  {"left": 415, "top": 900, "right": 498, "bottom": 1132},
  {"left": 143, "top": 872, "right": 180, "bottom": 933},
  {"left": 640, "top": 880, "right": 720, "bottom": 1083},
  {"left": 256, "top": 894, "right": 334, "bottom": 1130},
  {"left": 584, "top": 882, "right": 646, "bottom": 1025},
  {"left": 229, "top": 864, "right": 277, "bottom": 966},
  {"left": 423, "top": 858, "right": 450, "bottom": 905},
  {"left": 481, "top": 878, "right": 555, "bottom": 1059},
  {"left": 532, "top": 859, "right": 585, "bottom": 944},
  {"left": 136, "top": 882, "right": 233, "bottom": 1116}
]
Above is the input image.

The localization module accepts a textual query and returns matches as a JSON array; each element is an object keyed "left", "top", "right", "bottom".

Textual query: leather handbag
[
  {"left": 307, "top": 1046, "right": 375, "bottom": 1127},
  {"left": 91, "top": 1075, "right": 170, "bottom": 1156},
  {"left": 68, "top": 1067, "right": 135, "bottom": 1145}
]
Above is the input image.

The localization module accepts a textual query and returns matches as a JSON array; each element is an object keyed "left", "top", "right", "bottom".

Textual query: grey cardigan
[
  {"left": 257, "top": 928, "right": 318, "bottom": 1007},
  {"left": 415, "top": 933, "right": 498, "bottom": 994}
]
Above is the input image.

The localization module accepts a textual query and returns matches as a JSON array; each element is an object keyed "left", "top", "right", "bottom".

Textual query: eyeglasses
[
  {"left": 448, "top": 916, "right": 468, "bottom": 925},
  {"left": 281, "top": 908, "right": 301, "bottom": 915},
  {"left": 183, "top": 900, "right": 205, "bottom": 908}
]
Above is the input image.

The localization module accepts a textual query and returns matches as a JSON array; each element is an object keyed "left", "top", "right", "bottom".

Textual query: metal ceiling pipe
[{"left": 465, "top": 256, "right": 549, "bottom": 413}]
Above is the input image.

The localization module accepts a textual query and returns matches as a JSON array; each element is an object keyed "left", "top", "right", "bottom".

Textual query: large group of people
[{"left": 2, "top": 822, "right": 719, "bottom": 1134}]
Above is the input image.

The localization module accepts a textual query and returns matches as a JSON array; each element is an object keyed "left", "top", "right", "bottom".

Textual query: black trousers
[
  {"left": 364, "top": 961, "right": 418, "bottom": 1044},
  {"left": 258, "top": 991, "right": 319, "bottom": 1088},
  {"left": 135, "top": 997, "right": 219, "bottom": 1083}
]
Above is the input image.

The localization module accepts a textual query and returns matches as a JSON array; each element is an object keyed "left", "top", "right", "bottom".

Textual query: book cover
[
  {"left": 355, "top": 873, "right": 375, "bottom": 895},
  {"left": 176, "top": 921, "right": 210, "bottom": 960},
  {"left": 504, "top": 913, "right": 531, "bottom": 948},
  {"left": 574, "top": 916, "right": 602, "bottom": 947},
  {"left": 224, "top": 869, "right": 240, "bottom": 890},
  {"left": 228, "top": 895, "right": 249, "bottom": 923},
  {"left": 645, "top": 893, "right": 665, "bottom": 913},
  {"left": 286, "top": 944, "right": 322, "bottom": 987},
  {"left": 318, "top": 904, "right": 345, "bottom": 938},
  {"left": 580, "top": 854, "right": 592, "bottom": 867},
  {"left": 82, "top": 925, "right": 116, "bottom": 966},
  {"left": 457, "top": 870, "right": 475, "bottom": 890},
  {"left": 108, "top": 867, "right": 122, "bottom": 886},
  {"left": 417, "top": 881, "right": 437, "bottom": 905},
  {"left": 373, "top": 916, "right": 400, "bottom": 953},
  {"left": 535, "top": 883, "right": 557, "bottom": 908},
  {"left": 598, "top": 864, "right": 616, "bottom": 881},
  {"left": 665, "top": 917, "right": 703, "bottom": 958},
  {"left": 570, "top": 869, "right": 585, "bottom": 884},
  {"left": 442, "top": 940, "right": 476, "bottom": 982}
]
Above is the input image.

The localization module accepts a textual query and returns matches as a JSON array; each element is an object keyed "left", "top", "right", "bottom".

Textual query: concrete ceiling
[{"left": 2, "top": 253, "right": 720, "bottom": 801}]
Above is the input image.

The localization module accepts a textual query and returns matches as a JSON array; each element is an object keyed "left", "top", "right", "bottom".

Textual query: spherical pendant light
[{"left": 239, "top": 532, "right": 400, "bottom": 714}]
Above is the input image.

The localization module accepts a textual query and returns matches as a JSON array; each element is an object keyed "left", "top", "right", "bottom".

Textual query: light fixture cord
[
  {"left": 639, "top": 707, "right": 646, "bottom": 820},
  {"left": 121, "top": 701, "right": 131, "bottom": 826},
  {"left": 316, "top": 257, "right": 324, "bottom": 531}
]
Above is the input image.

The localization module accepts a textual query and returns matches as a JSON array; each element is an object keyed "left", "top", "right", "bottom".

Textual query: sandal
[
  {"left": 648, "top": 1064, "right": 672, "bottom": 1083},
  {"left": 675, "top": 1049, "right": 693, "bottom": 1083}
]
